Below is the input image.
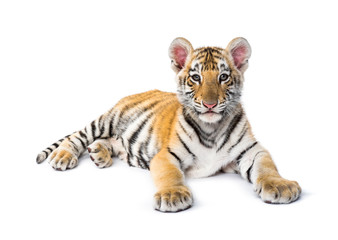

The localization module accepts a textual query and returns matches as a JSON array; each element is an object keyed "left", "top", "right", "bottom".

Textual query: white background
[{"left": 1, "top": 0, "right": 337, "bottom": 239}]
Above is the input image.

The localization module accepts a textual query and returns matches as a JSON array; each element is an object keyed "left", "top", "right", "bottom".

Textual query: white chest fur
[
  {"left": 184, "top": 142, "right": 230, "bottom": 178},
  {"left": 176, "top": 113, "right": 246, "bottom": 178}
]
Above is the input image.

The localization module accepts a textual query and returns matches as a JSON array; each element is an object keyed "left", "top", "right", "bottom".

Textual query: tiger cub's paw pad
[
  {"left": 154, "top": 186, "right": 193, "bottom": 212},
  {"left": 87, "top": 143, "right": 113, "bottom": 168},
  {"left": 255, "top": 177, "right": 301, "bottom": 204},
  {"left": 49, "top": 149, "right": 78, "bottom": 171}
]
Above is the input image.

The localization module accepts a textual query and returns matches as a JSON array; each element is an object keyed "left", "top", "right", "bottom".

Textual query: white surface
[{"left": 1, "top": 0, "right": 337, "bottom": 239}]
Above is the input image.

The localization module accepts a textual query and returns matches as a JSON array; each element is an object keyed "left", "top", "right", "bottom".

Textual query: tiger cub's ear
[
  {"left": 169, "top": 37, "right": 193, "bottom": 73},
  {"left": 226, "top": 37, "right": 252, "bottom": 73}
]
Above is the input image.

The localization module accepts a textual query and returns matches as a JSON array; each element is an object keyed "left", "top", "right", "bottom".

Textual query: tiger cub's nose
[{"left": 202, "top": 101, "right": 217, "bottom": 109}]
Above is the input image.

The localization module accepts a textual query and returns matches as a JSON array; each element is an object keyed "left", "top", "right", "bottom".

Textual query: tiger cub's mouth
[{"left": 198, "top": 111, "right": 223, "bottom": 123}]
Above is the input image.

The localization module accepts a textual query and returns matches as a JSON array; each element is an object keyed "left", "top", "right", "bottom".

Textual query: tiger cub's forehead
[{"left": 190, "top": 47, "right": 230, "bottom": 73}]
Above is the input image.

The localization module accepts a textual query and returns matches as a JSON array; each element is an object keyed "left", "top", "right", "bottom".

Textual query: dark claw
[
  {"left": 90, "top": 155, "right": 94, "bottom": 161},
  {"left": 88, "top": 147, "right": 91, "bottom": 153}
]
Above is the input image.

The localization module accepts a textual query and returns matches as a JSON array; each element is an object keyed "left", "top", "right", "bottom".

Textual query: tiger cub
[{"left": 37, "top": 37, "right": 301, "bottom": 212}]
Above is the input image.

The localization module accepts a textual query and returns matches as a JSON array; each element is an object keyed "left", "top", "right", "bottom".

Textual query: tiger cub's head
[{"left": 169, "top": 37, "right": 251, "bottom": 123}]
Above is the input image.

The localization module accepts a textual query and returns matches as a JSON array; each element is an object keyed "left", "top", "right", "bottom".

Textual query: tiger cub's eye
[
  {"left": 191, "top": 74, "right": 201, "bottom": 82},
  {"left": 219, "top": 73, "right": 229, "bottom": 82}
]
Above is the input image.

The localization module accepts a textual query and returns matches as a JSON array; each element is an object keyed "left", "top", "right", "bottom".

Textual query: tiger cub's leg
[
  {"left": 251, "top": 153, "right": 301, "bottom": 204},
  {"left": 88, "top": 139, "right": 114, "bottom": 168},
  {"left": 150, "top": 150, "right": 193, "bottom": 212},
  {"left": 234, "top": 148, "right": 302, "bottom": 204}
]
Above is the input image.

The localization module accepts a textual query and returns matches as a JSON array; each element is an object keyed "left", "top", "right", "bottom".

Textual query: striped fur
[{"left": 37, "top": 37, "right": 301, "bottom": 212}]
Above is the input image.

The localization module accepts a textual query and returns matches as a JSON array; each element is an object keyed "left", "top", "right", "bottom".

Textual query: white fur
[{"left": 198, "top": 112, "right": 223, "bottom": 123}]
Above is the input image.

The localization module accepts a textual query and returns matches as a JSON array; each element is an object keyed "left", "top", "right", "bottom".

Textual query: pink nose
[{"left": 202, "top": 101, "right": 217, "bottom": 109}]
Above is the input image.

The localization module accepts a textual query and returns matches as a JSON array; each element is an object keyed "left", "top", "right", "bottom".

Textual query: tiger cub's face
[{"left": 169, "top": 37, "right": 251, "bottom": 123}]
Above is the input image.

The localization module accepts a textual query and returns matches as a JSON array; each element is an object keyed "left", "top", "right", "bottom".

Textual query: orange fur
[
  {"left": 150, "top": 150, "right": 184, "bottom": 190},
  {"left": 37, "top": 37, "right": 301, "bottom": 211}
]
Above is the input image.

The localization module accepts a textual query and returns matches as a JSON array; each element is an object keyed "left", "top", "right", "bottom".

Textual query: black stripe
[
  {"left": 91, "top": 121, "right": 97, "bottom": 140},
  {"left": 196, "top": 55, "right": 205, "bottom": 60},
  {"left": 126, "top": 155, "right": 132, "bottom": 167},
  {"left": 183, "top": 76, "right": 187, "bottom": 86},
  {"left": 79, "top": 131, "right": 89, "bottom": 146},
  {"left": 69, "top": 139, "right": 79, "bottom": 153},
  {"left": 43, "top": 150, "right": 49, "bottom": 156},
  {"left": 183, "top": 111, "right": 212, "bottom": 138},
  {"left": 185, "top": 90, "right": 194, "bottom": 95},
  {"left": 213, "top": 55, "right": 223, "bottom": 60},
  {"left": 182, "top": 110, "right": 213, "bottom": 148},
  {"left": 246, "top": 151, "right": 264, "bottom": 183},
  {"left": 137, "top": 156, "right": 149, "bottom": 170},
  {"left": 176, "top": 132, "right": 196, "bottom": 159},
  {"left": 98, "top": 115, "right": 103, "bottom": 130},
  {"left": 128, "top": 115, "right": 153, "bottom": 156},
  {"left": 235, "top": 141, "right": 258, "bottom": 164},
  {"left": 246, "top": 161, "right": 254, "bottom": 184},
  {"left": 178, "top": 120, "right": 192, "bottom": 139},
  {"left": 134, "top": 123, "right": 154, "bottom": 164},
  {"left": 47, "top": 147, "right": 53, "bottom": 152},
  {"left": 217, "top": 111, "right": 243, "bottom": 152},
  {"left": 168, "top": 147, "right": 182, "bottom": 166},
  {"left": 144, "top": 126, "right": 154, "bottom": 160},
  {"left": 137, "top": 159, "right": 143, "bottom": 169},
  {"left": 99, "top": 123, "right": 105, "bottom": 138},
  {"left": 51, "top": 143, "right": 59, "bottom": 149},
  {"left": 75, "top": 136, "right": 86, "bottom": 150},
  {"left": 228, "top": 126, "right": 248, "bottom": 153},
  {"left": 137, "top": 145, "right": 149, "bottom": 170},
  {"left": 121, "top": 138, "right": 135, "bottom": 168},
  {"left": 98, "top": 115, "right": 104, "bottom": 138},
  {"left": 58, "top": 135, "right": 70, "bottom": 142},
  {"left": 109, "top": 112, "right": 116, "bottom": 137}
]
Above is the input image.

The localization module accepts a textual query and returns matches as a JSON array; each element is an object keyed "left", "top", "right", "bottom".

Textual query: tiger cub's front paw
[
  {"left": 154, "top": 185, "right": 193, "bottom": 212},
  {"left": 255, "top": 176, "right": 301, "bottom": 204},
  {"left": 49, "top": 149, "right": 78, "bottom": 171}
]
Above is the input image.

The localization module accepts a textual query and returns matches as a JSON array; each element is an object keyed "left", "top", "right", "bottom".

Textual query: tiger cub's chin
[{"left": 198, "top": 112, "right": 223, "bottom": 123}]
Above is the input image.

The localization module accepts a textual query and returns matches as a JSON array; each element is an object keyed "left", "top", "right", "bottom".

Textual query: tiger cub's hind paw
[
  {"left": 88, "top": 140, "right": 113, "bottom": 168},
  {"left": 49, "top": 149, "right": 78, "bottom": 171}
]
